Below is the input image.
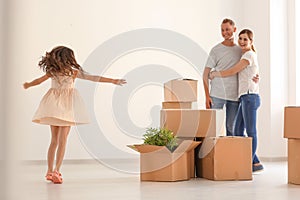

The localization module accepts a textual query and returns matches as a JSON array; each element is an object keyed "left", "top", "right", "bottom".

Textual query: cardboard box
[
  {"left": 284, "top": 106, "right": 300, "bottom": 139},
  {"left": 128, "top": 140, "right": 200, "bottom": 181},
  {"left": 162, "top": 102, "right": 192, "bottom": 109},
  {"left": 197, "top": 136, "right": 252, "bottom": 181},
  {"left": 164, "top": 79, "right": 197, "bottom": 102},
  {"left": 288, "top": 139, "right": 300, "bottom": 184},
  {"left": 160, "top": 109, "right": 225, "bottom": 138}
]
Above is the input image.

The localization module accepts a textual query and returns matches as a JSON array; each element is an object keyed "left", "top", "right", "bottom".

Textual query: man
[{"left": 203, "top": 18, "right": 241, "bottom": 136}]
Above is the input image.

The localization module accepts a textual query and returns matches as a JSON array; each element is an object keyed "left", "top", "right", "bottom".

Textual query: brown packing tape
[{"left": 162, "top": 102, "right": 192, "bottom": 109}]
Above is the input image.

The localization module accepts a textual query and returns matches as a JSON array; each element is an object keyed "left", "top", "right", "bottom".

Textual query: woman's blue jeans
[{"left": 234, "top": 94, "right": 261, "bottom": 164}]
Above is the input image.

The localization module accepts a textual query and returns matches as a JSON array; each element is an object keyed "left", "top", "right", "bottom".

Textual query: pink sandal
[
  {"left": 45, "top": 172, "right": 53, "bottom": 181},
  {"left": 52, "top": 171, "right": 63, "bottom": 184}
]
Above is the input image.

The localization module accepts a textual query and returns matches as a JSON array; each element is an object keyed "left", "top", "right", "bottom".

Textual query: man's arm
[{"left": 203, "top": 67, "right": 212, "bottom": 109}]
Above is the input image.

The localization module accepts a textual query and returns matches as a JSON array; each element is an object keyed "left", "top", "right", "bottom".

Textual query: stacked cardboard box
[
  {"left": 160, "top": 109, "right": 225, "bottom": 138},
  {"left": 130, "top": 79, "right": 252, "bottom": 182},
  {"left": 284, "top": 106, "right": 300, "bottom": 185},
  {"left": 196, "top": 136, "right": 252, "bottom": 180},
  {"left": 129, "top": 79, "right": 200, "bottom": 182},
  {"left": 161, "top": 79, "right": 200, "bottom": 179},
  {"left": 162, "top": 79, "right": 197, "bottom": 109},
  {"left": 160, "top": 79, "right": 253, "bottom": 181},
  {"left": 161, "top": 79, "right": 226, "bottom": 138}
]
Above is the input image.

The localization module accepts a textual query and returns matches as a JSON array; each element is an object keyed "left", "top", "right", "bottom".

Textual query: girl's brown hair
[
  {"left": 38, "top": 46, "right": 84, "bottom": 77},
  {"left": 239, "top": 29, "right": 256, "bottom": 52}
]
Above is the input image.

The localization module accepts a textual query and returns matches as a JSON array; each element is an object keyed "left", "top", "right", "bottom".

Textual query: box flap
[
  {"left": 128, "top": 140, "right": 200, "bottom": 154},
  {"left": 174, "top": 140, "right": 200, "bottom": 153},
  {"left": 127, "top": 144, "right": 165, "bottom": 153}
]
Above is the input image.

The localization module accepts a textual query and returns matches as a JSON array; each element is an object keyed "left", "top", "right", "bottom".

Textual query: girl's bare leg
[
  {"left": 47, "top": 125, "right": 59, "bottom": 173},
  {"left": 54, "top": 126, "right": 71, "bottom": 172}
]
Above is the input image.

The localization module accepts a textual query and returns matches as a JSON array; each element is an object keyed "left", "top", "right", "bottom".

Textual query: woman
[{"left": 210, "top": 29, "right": 263, "bottom": 172}]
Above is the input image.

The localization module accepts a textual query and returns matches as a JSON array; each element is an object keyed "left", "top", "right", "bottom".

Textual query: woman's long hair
[
  {"left": 239, "top": 29, "right": 256, "bottom": 52},
  {"left": 38, "top": 46, "right": 84, "bottom": 77}
]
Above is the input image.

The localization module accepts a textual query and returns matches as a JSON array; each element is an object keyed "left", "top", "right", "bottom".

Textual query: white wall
[
  {"left": 240, "top": 0, "right": 290, "bottom": 159},
  {"left": 239, "top": 0, "right": 272, "bottom": 158},
  {"left": 1, "top": 0, "right": 9, "bottom": 198},
  {"left": 0, "top": 0, "right": 5, "bottom": 160},
  {"left": 242, "top": 0, "right": 274, "bottom": 158},
  {"left": 269, "top": 0, "right": 288, "bottom": 158},
  {"left": 6, "top": 0, "right": 291, "bottom": 161}
]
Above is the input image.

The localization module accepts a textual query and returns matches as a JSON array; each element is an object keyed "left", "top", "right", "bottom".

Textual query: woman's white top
[{"left": 238, "top": 50, "right": 259, "bottom": 97}]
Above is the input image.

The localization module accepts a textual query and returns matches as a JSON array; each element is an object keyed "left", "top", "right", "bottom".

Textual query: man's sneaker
[{"left": 253, "top": 163, "right": 264, "bottom": 172}]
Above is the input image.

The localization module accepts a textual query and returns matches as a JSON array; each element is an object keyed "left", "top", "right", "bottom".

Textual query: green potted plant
[
  {"left": 142, "top": 127, "right": 178, "bottom": 152},
  {"left": 127, "top": 127, "right": 200, "bottom": 181}
]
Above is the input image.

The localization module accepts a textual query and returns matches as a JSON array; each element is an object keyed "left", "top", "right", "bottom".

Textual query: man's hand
[{"left": 205, "top": 97, "right": 212, "bottom": 109}]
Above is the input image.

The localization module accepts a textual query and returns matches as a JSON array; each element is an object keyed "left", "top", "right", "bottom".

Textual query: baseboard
[
  {"left": 260, "top": 157, "right": 287, "bottom": 162},
  {"left": 20, "top": 157, "right": 287, "bottom": 165},
  {"left": 21, "top": 158, "right": 140, "bottom": 165}
]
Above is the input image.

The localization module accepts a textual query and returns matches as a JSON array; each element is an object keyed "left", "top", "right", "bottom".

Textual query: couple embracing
[{"left": 203, "top": 18, "right": 263, "bottom": 173}]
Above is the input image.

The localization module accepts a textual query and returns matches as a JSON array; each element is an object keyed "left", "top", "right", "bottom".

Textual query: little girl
[{"left": 23, "top": 46, "right": 126, "bottom": 184}]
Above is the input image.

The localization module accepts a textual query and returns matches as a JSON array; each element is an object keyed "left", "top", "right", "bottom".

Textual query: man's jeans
[
  {"left": 210, "top": 96, "right": 239, "bottom": 136},
  {"left": 234, "top": 94, "right": 261, "bottom": 164}
]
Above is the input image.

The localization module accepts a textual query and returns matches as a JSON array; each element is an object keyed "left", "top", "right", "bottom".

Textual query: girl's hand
[
  {"left": 23, "top": 82, "right": 30, "bottom": 89},
  {"left": 113, "top": 79, "right": 127, "bottom": 86}
]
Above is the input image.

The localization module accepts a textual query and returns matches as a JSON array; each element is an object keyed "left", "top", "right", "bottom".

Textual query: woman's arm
[
  {"left": 77, "top": 71, "right": 127, "bottom": 85},
  {"left": 23, "top": 74, "right": 50, "bottom": 89},
  {"left": 210, "top": 59, "right": 250, "bottom": 78}
]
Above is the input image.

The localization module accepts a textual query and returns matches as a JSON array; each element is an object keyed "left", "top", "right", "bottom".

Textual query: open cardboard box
[{"left": 128, "top": 140, "right": 200, "bottom": 181}]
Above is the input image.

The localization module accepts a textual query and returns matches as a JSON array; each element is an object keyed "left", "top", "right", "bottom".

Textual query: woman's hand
[
  {"left": 209, "top": 71, "right": 217, "bottom": 80},
  {"left": 252, "top": 74, "right": 259, "bottom": 83}
]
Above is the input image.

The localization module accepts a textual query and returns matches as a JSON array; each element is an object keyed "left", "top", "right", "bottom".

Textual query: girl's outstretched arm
[
  {"left": 210, "top": 59, "right": 249, "bottom": 79},
  {"left": 23, "top": 74, "right": 50, "bottom": 89},
  {"left": 77, "top": 71, "right": 127, "bottom": 86}
]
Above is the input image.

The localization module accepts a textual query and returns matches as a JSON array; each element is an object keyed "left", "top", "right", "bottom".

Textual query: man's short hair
[{"left": 222, "top": 18, "right": 235, "bottom": 26}]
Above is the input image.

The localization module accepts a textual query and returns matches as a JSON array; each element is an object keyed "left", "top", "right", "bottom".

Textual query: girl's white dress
[{"left": 32, "top": 75, "right": 90, "bottom": 126}]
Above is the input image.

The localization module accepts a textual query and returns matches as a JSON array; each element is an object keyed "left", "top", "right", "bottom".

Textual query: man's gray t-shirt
[{"left": 205, "top": 43, "right": 242, "bottom": 101}]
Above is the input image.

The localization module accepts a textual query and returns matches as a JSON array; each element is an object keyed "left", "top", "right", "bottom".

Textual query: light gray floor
[{"left": 5, "top": 160, "right": 300, "bottom": 200}]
